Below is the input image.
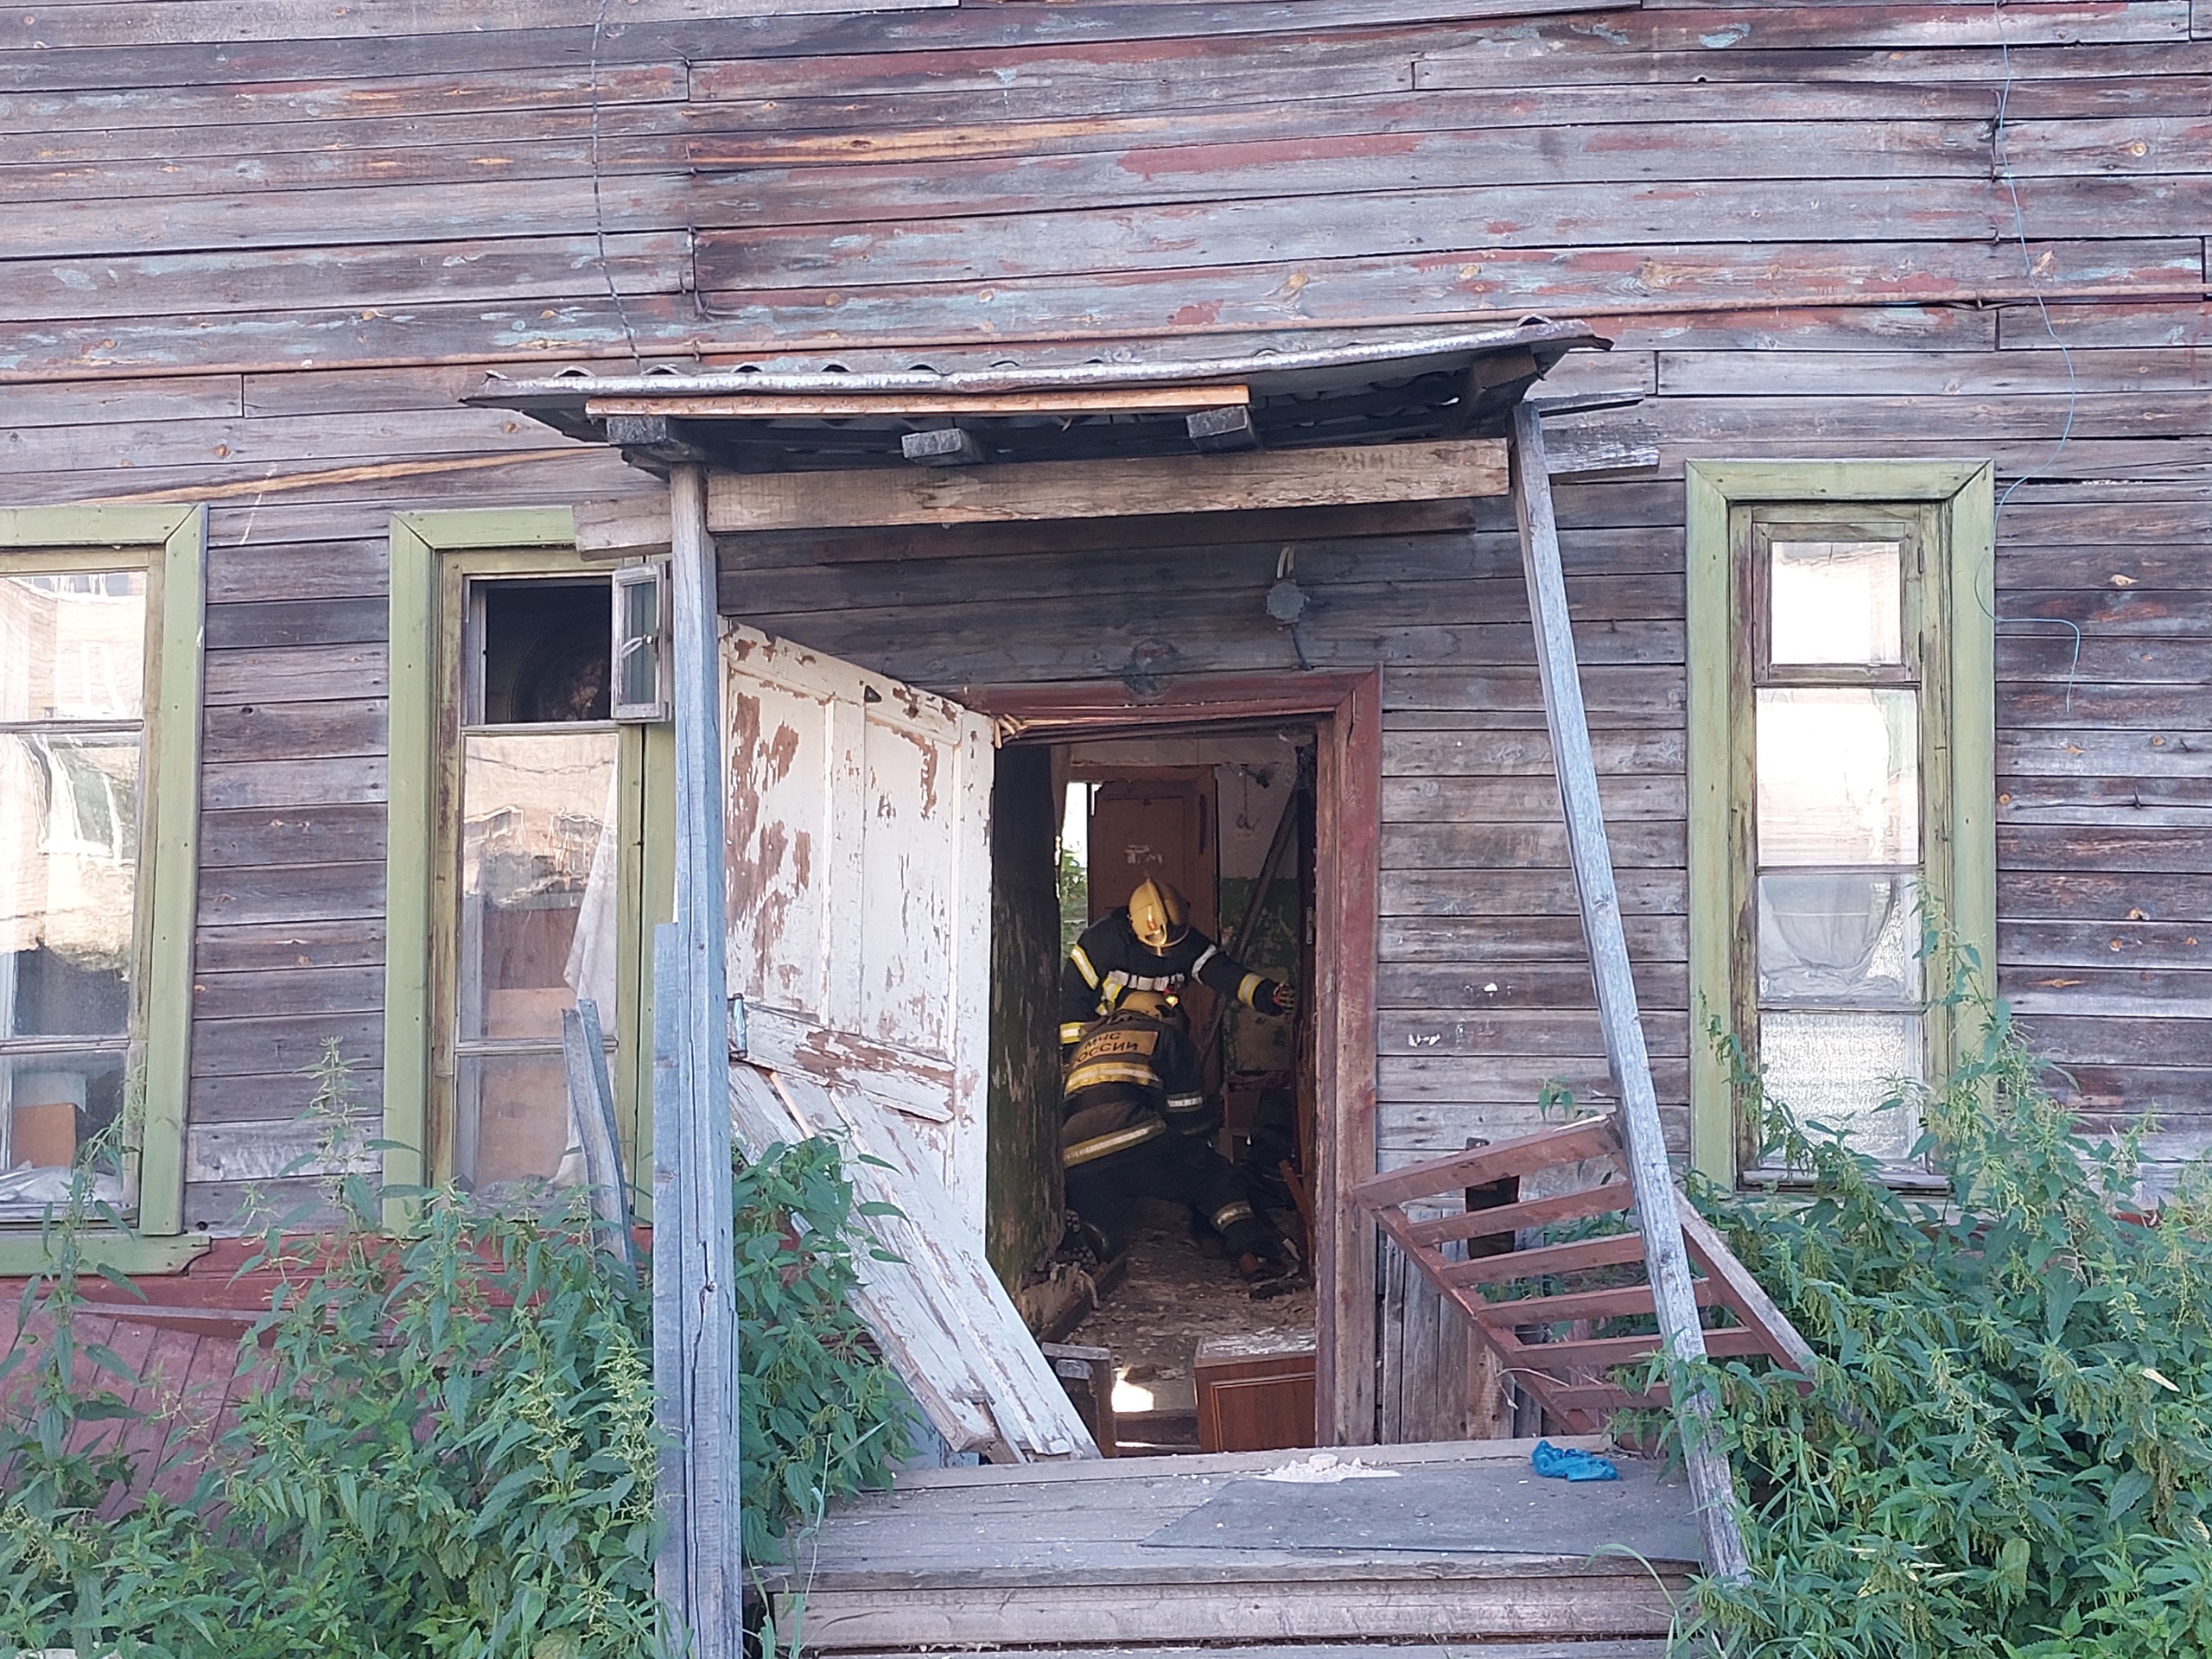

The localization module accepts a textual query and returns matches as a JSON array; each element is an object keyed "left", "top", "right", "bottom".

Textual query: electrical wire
[
  {"left": 1988, "top": 0, "right": 2084, "bottom": 712},
  {"left": 590, "top": 0, "right": 645, "bottom": 372}
]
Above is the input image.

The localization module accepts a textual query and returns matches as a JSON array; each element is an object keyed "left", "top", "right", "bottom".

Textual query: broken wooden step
[{"left": 1351, "top": 1116, "right": 1815, "bottom": 1433}]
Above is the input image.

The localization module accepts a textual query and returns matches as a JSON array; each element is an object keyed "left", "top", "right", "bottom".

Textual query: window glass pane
[
  {"left": 0, "top": 732, "right": 140, "bottom": 1039},
  {"left": 0, "top": 1046, "right": 128, "bottom": 1211},
  {"left": 1756, "top": 688, "right": 1918, "bottom": 866},
  {"left": 0, "top": 570, "right": 146, "bottom": 723},
  {"left": 1758, "top": 871, "right": 1920, "bottom": 1005},
  {"left": 459, "top": 729, "right": 620, "bottom": 1044},
  {"left": 1769, "top": 540, "right": 1902, "bottom": 667},
  {"left": 1760, "top": 1011, "right": 1921, "bottom": 1162},
  {"left": 615, "top": 570, "right": 663, "bottom": 711},
  {"left": 455, "top": 1051, "right": 585, "bottom": 1191}
]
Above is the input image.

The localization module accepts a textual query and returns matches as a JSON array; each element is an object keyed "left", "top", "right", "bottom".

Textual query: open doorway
[
  {"left": 979, "top": 676, "right": 1379, "bottom": 1459},
  {"left": 715, "top": 626, "right": 1380, "bottom": 1460}
]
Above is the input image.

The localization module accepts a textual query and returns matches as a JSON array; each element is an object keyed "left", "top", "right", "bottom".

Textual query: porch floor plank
[{"left": 766, "top": 1439, "right": 1699, "bottom": 1654}]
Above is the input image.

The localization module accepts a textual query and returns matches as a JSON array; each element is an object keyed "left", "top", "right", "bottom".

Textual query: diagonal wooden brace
[{"left": 1506, "top": 404, "right": 1752, "bottom": 1580}]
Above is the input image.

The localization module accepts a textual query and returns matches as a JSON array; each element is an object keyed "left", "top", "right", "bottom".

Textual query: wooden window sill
[{"left": 0, "top": 1230, "right": 211, "bottom": 1277}]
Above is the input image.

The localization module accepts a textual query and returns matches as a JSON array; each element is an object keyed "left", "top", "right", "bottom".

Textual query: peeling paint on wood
[{"left": 720, "top": 622, "right": 994, "bottom": 1228}]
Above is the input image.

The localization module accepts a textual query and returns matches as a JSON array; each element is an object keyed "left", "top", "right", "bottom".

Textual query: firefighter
[
  {"left": 1059, "top": 989, "right": 1300, "bottom": 1294},
  {"left": 1059, "top": 877, "right": 1296, "bottom": 1053}
]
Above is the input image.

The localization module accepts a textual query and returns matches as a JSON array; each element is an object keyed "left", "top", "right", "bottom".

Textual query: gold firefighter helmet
[
  {"left": 1117, "top": 988, "right": 1178, "bottom": 1020},
  {"left": 1128, "top": 878, "right": 1191, "bottom": 951}
]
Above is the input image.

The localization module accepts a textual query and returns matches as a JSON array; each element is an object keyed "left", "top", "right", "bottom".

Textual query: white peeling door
[{"left": 720, "top": 624, "right": 995, "bottom": 1230}]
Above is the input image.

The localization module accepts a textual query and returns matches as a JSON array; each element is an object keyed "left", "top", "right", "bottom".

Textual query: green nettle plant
[
  {"left": 0, "top": 1058, "right": 908, "bottom": 1658},
  {"left": 1670, "top": 938, "right": 2212, "bottom": 1656}
]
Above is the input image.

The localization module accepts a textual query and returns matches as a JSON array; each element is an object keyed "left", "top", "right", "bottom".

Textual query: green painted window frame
[
  {"left": 1687, "top": 461, "right": 1996, "bottom": 1185},
  {"left": 383, "top": 511, "right": 672, "bottom": 1223},
  {"left": 0, "top": 505, "right": 208, "bottom": 1276}
]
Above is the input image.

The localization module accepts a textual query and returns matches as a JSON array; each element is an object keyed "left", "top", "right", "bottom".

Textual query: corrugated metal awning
[{"left": 469, "top": 320, "right": 1607, "bottom": 474}]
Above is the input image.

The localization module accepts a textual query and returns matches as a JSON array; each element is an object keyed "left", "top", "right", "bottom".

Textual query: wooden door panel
[{"left": 720, "top": 624, "right": 994, "bottom": 1227}]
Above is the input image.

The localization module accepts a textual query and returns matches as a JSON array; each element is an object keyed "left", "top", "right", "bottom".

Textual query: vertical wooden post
[
  {"left": 653, "top": 463, "right": 743, "bottom": 1650},
  {"left": 1507, "top": 404, "right": 1750, "bottom": 1580}
]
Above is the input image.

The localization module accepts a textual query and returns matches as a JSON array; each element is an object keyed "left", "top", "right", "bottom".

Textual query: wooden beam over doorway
[{"left": 702, "top": 438, "right": 1509, "bottom": 532}]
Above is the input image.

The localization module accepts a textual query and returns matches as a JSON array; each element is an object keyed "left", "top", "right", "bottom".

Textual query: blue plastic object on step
[{"left": 1531, "top": 1440, "right": 1619, "bottom": 1482}]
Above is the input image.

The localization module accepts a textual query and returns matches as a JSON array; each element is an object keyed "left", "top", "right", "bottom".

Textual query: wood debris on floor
[{"left": 1063, "top": 1198, "right": 1315, "bottom": 1451}]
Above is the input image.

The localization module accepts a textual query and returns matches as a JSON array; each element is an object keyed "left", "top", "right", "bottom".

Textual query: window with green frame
[
  {"left": 0, "top": 505, "right": 205, "bottom": 1274},
  {"left": 384, "top": 512, "right": 671, "bottom": 1215},
  {"left": 1687, "top": 462, "right": 1995, "bottom": 1185}
]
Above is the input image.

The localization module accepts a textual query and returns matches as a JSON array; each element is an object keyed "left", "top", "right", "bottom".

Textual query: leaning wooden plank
[
  {"left": 741, "top": 1067, "right": 1001, "bottom": 1452},
  {"left": 727, "top": 1064, "right": 999, "bottom": 1453},
  {"left": 744, "top": 1004, "right": 957, "bottom": 1125},
  {"left": 702, "top": 440, "right": 1508, "bottom": 531},
  {"left": 759, "top": 1066, "right": 1081, "bottom": 1460},
  {"left": 1403, "top": 1183, "right": 1634, "bottom": 1249},
  {"left": 860, "top": 1105, "right": 1092, "bottom": 1459},
  {"left": 1675, "top": 1194, "right": 1818, "bottom": 1374},
  {"left": 774, "top": 1068, "right": 1096, "bottom": 1460},
  {"left": 772, "top": 1070, "right": 1043, "bottom": 1459},
  {"left": 1349, "top": 1116, "right": 1621, "bottom": 1211},
  {"left": 1509, "top": 404, "right": 1746, "bottom": 1580},
  {"left": 563, "top": 1000, "right": 638, "bottom": 1286}
]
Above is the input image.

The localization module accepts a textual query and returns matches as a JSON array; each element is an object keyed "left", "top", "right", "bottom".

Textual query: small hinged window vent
[{"left": 611, "top": 562, "right": 671, "bottom": 721}]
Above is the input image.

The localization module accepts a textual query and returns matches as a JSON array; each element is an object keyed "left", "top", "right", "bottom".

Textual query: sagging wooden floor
[{"left": 760, "top": 1437, "right": 1699, "bottom": 1656}]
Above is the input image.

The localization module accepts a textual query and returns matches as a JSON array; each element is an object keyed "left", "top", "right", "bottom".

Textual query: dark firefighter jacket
[
  {"left": 1059, "top": 908, "right": 1287, "bottom": 1048},
  {"left": 1060, "top": 1008, "right": 1217, "bottom": 1169}
]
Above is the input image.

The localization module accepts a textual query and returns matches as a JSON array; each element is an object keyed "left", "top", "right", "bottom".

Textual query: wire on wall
[
  {"left": 1988, "top": 0, "right": 2085, "bottom": 712},
  {"left": 590, "top": 0, "right": 645, "bottom": 372}
]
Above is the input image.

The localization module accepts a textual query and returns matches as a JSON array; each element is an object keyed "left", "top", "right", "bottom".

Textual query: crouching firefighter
[
  {"left": 1059, "top": 989, "right": 1300, "bottom": 1296},
  {"left": 1060, "top": 877, "right": 1296, "bottom": 1054}
]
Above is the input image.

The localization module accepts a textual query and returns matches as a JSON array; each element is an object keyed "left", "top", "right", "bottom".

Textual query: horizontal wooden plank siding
[{"left": 3, "top": 0, "right": 2203, "bottom": 1244}]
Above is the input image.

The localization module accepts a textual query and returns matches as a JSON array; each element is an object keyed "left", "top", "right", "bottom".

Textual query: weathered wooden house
[{"left": 5, "top": 0, "right": 2209, "bottom": 1560}]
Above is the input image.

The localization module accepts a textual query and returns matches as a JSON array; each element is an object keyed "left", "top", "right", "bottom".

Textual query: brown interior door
[{"left": 1085, "top": 771, "right": 1220, "bottom": 1030}]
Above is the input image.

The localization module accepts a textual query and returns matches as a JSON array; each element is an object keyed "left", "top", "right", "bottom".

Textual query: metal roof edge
[{"left": 465, "top": 320, "right": 1609, "bottom": 410}]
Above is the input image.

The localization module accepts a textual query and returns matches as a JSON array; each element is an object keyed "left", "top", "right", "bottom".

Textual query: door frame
[{"left": 968, "top": 670, "right": 1383, "bottom": 1446}]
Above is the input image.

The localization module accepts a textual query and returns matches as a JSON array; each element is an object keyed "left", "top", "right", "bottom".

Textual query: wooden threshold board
[
  {"left": 893, "top": 1432, "right": 1606, "bottom": 1490},
  {"left": 765, "top": 1436, "right": 1688, "bottom": 1651},
  {"left": 965, "top": 1645, "right": 1671, "bottom": 1659}
]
